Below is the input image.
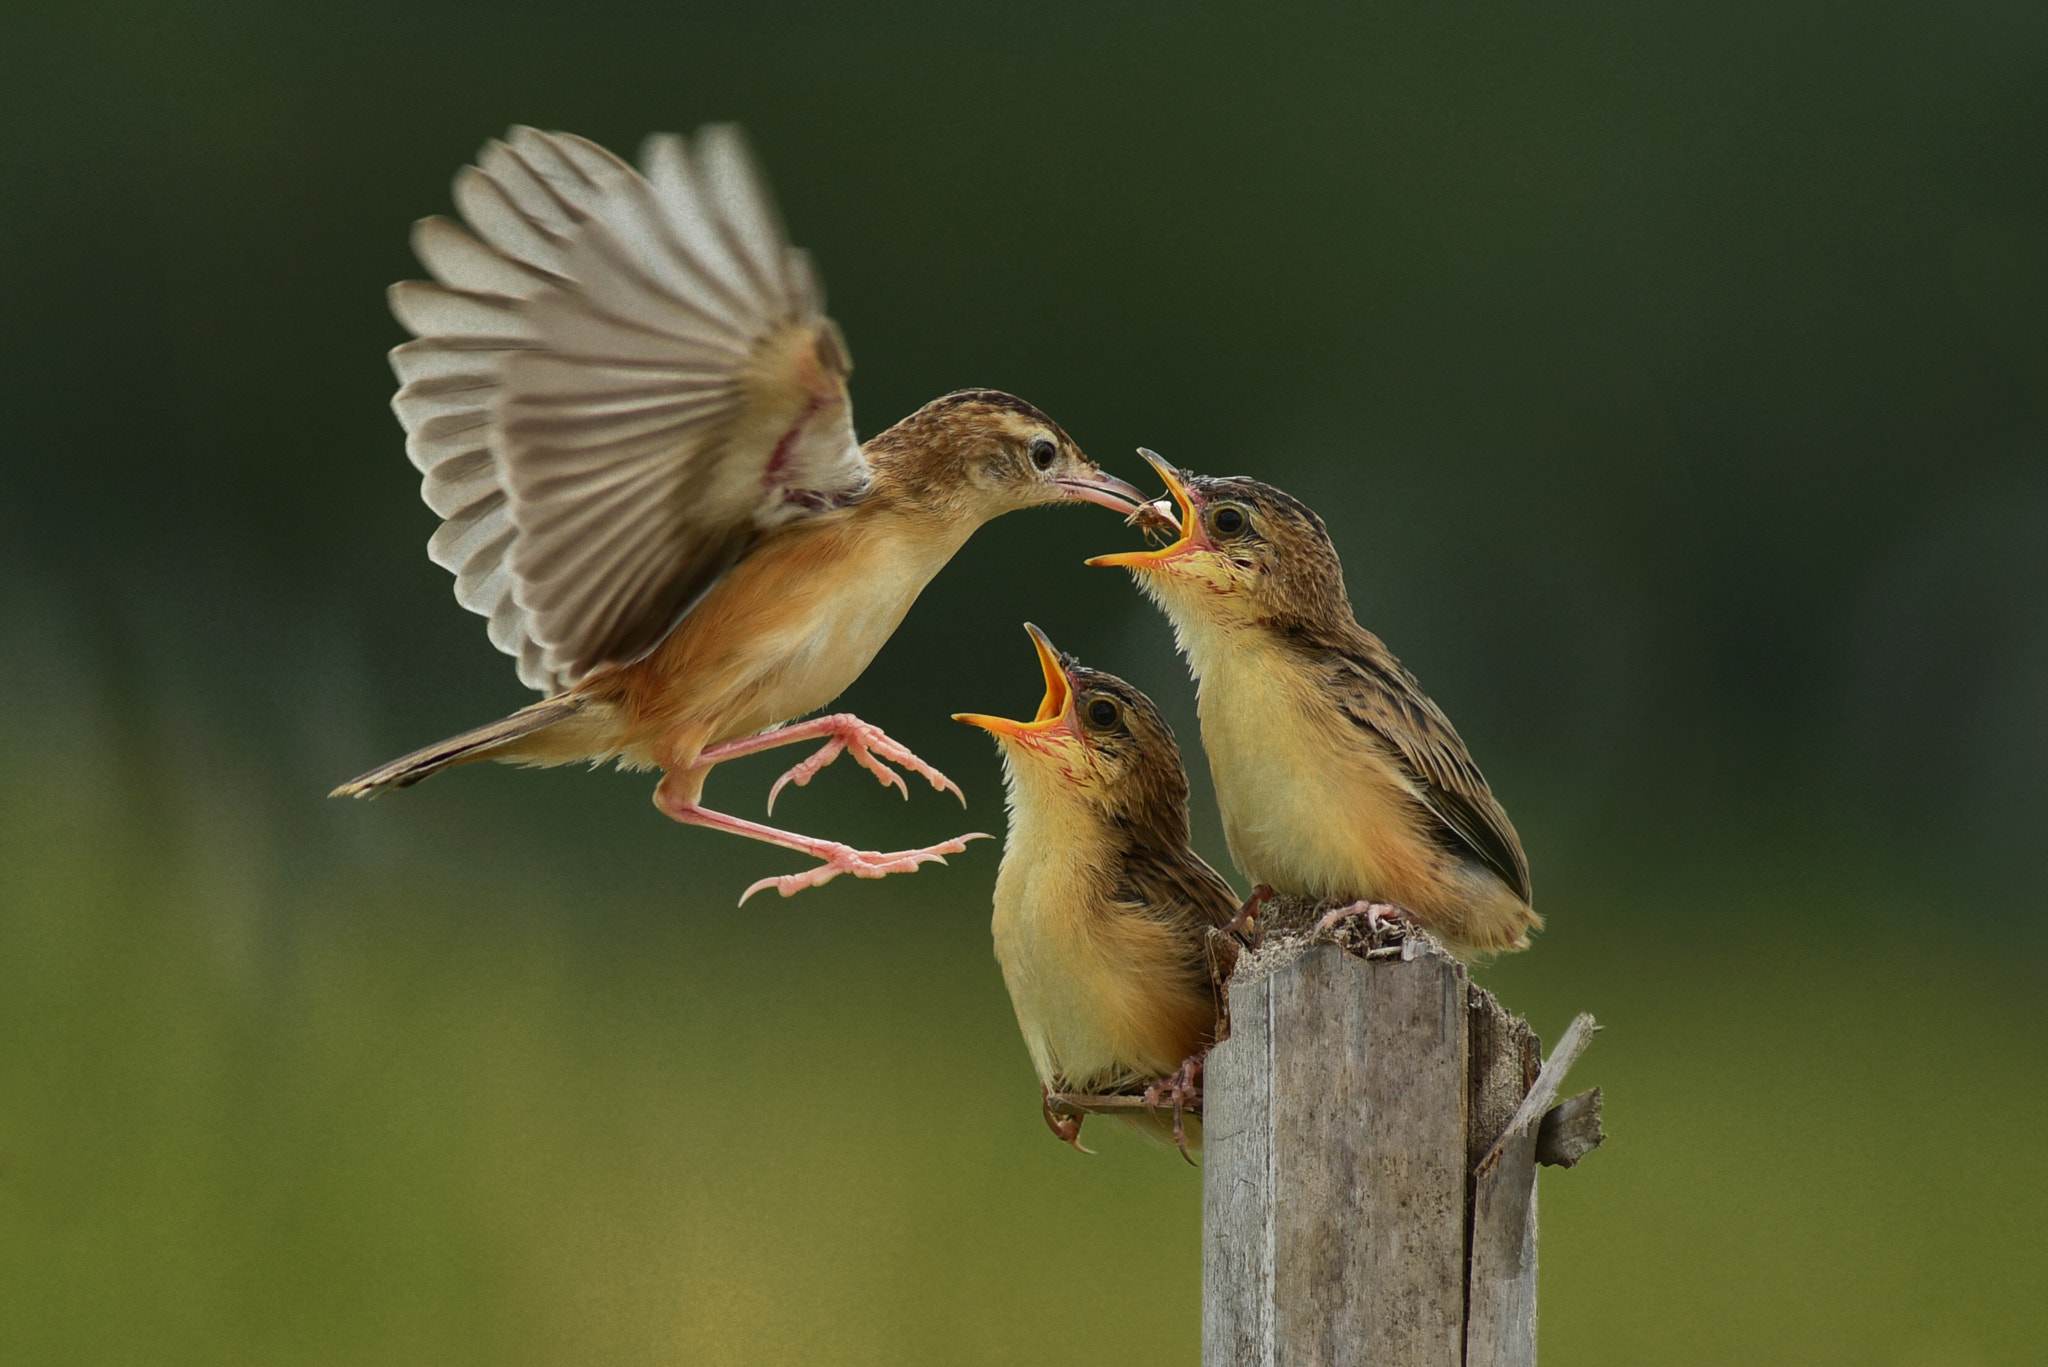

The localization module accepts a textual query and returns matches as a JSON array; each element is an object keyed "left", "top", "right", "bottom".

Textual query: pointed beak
[
  {"left": 1054, "top": 467, "right": 1153, "bottom": 516},
  {"left": 1085, "top": 449, "right": 1205, "bottom": 570},
  {"left": 953, "top": 624, "right": 1077, "bottom": 745}
]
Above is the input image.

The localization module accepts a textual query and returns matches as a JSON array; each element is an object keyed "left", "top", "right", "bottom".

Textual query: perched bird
[
  {"left": 1090, "top": 453, "right": 1539, "bottom": 958},
  {"left": 954, "top": 624, "right": 1241, "bottom": 1153},
  {"left": 330, "top": 126, "right": 1150, "bottom": 901}
]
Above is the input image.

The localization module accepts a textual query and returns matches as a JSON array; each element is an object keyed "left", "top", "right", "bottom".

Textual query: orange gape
[{"left": 331, "top": 126, "right": 1150, "bottom": 903}]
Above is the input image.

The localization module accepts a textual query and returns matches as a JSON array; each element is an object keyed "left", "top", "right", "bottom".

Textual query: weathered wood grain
[
  {"left": 1466, "top": 984, "right": 1541, "bottom": 1174},
  {"left": 1464, "top": 1123, "right": 1540, "bottom": 1365},
  {"left": 1204, "top": 940, "right": 1469, "bottom": 1366},
  {"left": 1204, "top": 964, "right": 1273, "bottom": 1363},
  {"left": 1204, "top": 905, "right": 1602, "bottom": 1367}
]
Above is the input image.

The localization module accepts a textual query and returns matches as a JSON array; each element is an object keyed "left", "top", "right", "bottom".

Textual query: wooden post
[{"left": 1200, "top": 906, "right": 1602, "bottom": 1367}]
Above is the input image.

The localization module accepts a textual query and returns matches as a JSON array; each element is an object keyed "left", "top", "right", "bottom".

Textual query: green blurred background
[{"left": 4, "top": 1, "right": 2045, "bottom": 1363}]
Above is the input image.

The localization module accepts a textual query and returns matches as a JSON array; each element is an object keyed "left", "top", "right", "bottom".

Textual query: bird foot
[
  {"left": 1222, "top": 884, "right": 1273, "bottom": 941},
  {"left": 1041, "top": 1086, "right": 1094, "bottom": 1154},
  {"left": 1143, "top": 1053, "right": 1206, "bottom": 1163},
  {"left": 758, "top": 714, "right": 967, "bottom": 814},
  {"left": 737, "top": 831, "right": 991, "bottom": 905},
  {"left": 1311, "top": 899, "right": 1413, "bottom": 942}
]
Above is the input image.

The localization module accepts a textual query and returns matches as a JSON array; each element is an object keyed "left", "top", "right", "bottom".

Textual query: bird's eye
[
  {"left": 1086, "top": 697, "right": 1119, "bottom": 728},
  {"left": 1029, "top": 437, "right": 1057, "bottom": 470},
  {"left": 1211, "top": 505, "right": 1247, "bottom": 536}
]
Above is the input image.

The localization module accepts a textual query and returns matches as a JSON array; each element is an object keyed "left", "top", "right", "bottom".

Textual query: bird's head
[
  {"left": 866, "top": 390, "right": 1151, "bottom": 524},
  {"left": 1086, "top": 451, "right": 1348, "bottom": 630},
  {"left": 954, "top": 624, "right": 1190, "bottom": 830}
]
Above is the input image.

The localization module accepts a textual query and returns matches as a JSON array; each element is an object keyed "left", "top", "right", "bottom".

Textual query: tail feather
[{"left": 330, "top": 694, "right": 588, "bottom": 798}]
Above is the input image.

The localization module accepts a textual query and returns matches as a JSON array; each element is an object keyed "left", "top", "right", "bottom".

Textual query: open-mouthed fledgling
[
  {"left": 955, "top": 625, "right": 1241, "bottom": 1153},
  {"left": 1090, "top": 453, "right": 1539, "bottom": 958},
  {"left": 330, "top": 126, "right": 1151, "bottom": 903}
]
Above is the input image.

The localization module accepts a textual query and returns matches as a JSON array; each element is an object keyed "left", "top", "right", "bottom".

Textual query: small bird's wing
[
  {"left": 388, "top": 125, "right": 866, "bottom": 694},
  {"left": 1115, "top": 844, "right": 1246, "bottom": 974},
  {"left": 1329, "top": 641, "right": 1533, "bottom": 904},
  {"left": 1117, "top": 846, "right": 1242, "bottom": 933},
  {"left": 1112, "top": 845, "right": 1245, "bottom": 1038}
]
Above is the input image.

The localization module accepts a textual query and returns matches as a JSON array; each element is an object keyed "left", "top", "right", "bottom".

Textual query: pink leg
[
  {"left": 654, "top": 777, "right": 989, "bottom": 905},
  {"left": 696, "top": 713, "right": 966, "bottom": 814}
]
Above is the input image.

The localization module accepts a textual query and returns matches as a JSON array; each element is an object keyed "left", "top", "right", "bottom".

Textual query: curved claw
[
  {"left": 759, "top": 718, "right": 965, "bottom": 814},
  {"left": 1143, "top": 1053, "right": 1207, "bottom": 1163},
  {"left": 847, "top": 743, "right": 911, "bottom": 801},
  {"left": 765, "top": 738, "right": 847, "bottom": 815},
  {"left": 851, "top": 731, "right": 965, "bottom": 807},
  {"left": 1042, "top": 1087, "right": 1095, "bottom": 1154}
]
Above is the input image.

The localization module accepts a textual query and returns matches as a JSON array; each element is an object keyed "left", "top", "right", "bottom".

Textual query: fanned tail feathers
[{"left": 330, "top": 695, "right": 589, "bottom": 798}]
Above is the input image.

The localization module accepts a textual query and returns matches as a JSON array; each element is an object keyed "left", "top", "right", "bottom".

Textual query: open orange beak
[
  {"left": 952, "top": 624, "right": 1077, "bottom": 746},
  {"left": 1084, "top": 449, "right": 1206, "bottom": 571}
]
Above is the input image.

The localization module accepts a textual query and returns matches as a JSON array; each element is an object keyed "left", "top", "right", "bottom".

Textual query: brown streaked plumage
[
  {"left": 330, "top": 127, "right": 1150, "bottom": 902},
  {"left": 955, "top": 625, "right": 1241, "bottom": 1153},
  {"left": 1090, "top": 453, "right": 1539, "bottom": 958}
]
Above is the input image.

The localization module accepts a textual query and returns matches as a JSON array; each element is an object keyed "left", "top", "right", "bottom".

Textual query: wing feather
[
  {"left": 642, "top": 134, "right": 765, "bottom": 317},
  {"left": 451, "top": 167, "right": 570, "bottom": 270},
  {"left": 384, "top": 124, "right": 868, "bottom": 694},
  {"left": 389, "top": 337, "right": 507, "bottom": 386},
  {"left": 419, "top": 447, "right": 497, "bottom": 517},
  {"left": 410, "top": 216, "right": 557, "bottom": 297},
  {"left": 391, "top": 373, "right": 495, "bottom": 429},
  {"left": 477, "top": 137, "right": 588, "bottom": 234},
  {"left": 1330, "top": 644, "right": 1533, "bottom": 904},
  {"left": 387, "top": 281, "right": 535, "bottom": 341},
  {"left": 695, "top": 125, "right": 798, "bottom": 305},
  {"left": 569, "top": 213, "right": 757, "bottom": 347}
]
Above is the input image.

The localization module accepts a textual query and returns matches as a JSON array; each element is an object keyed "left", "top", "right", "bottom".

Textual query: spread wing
[
  {"left": 387, "top": 125, "right": 867, "bottom": 694},
  {"left": 1329, "top": 640, "right": 1533, "bottom": 904}
]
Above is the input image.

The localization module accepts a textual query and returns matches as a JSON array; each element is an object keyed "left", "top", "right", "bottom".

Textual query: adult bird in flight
[{"left": 332, "top": 126, "right": 1151, "bottom": 902}]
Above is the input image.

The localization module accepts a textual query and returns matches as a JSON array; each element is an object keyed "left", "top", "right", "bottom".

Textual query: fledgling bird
[
  {"left": 330, "top": 127, "right": 1149, "bottom": 901},
  {"left": 1090, "top": 453, "right": 1539, "bottom": 958},
  {"left": 954, "top": 624, "right": 1241, "bottom": 1153}
]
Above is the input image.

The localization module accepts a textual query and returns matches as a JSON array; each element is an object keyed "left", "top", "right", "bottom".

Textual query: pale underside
[
  {"left": 1166, "top": 604, "right": 1538, "bottom": 954},
  {"left": 500, "top": 499, "right": 982, "bottom": 787},
  {"left": 989, "top": 758, "right": 1215, "bottom": 1094},
  {"left": 387, "top": 124, "right": 868, "bottom": 695}
]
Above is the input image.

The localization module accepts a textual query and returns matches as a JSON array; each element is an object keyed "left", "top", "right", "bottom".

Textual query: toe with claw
[
  {"left": 738, "top": 831, "right": 991, "bottom": 904},
  {"left": 761, "top": 715, "right": 967, "bottom": 815},
  {"left": 1144, "top": 1053, "right": 1207, "bottom": 1163},
  {"left": 763, "top": 735, "right": 855, "bottom": 813},
  {"left": 1041, "top": 1086, "right": 1094, "bottom": 1154},
  {"left": 1311, "top": 899, "right": 1413, "bottom": 941}
]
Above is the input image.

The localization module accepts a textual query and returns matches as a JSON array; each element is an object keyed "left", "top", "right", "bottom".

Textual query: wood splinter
[{"left": 1536, "top": 1088, "right": 1605, "bottom": 1169}]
